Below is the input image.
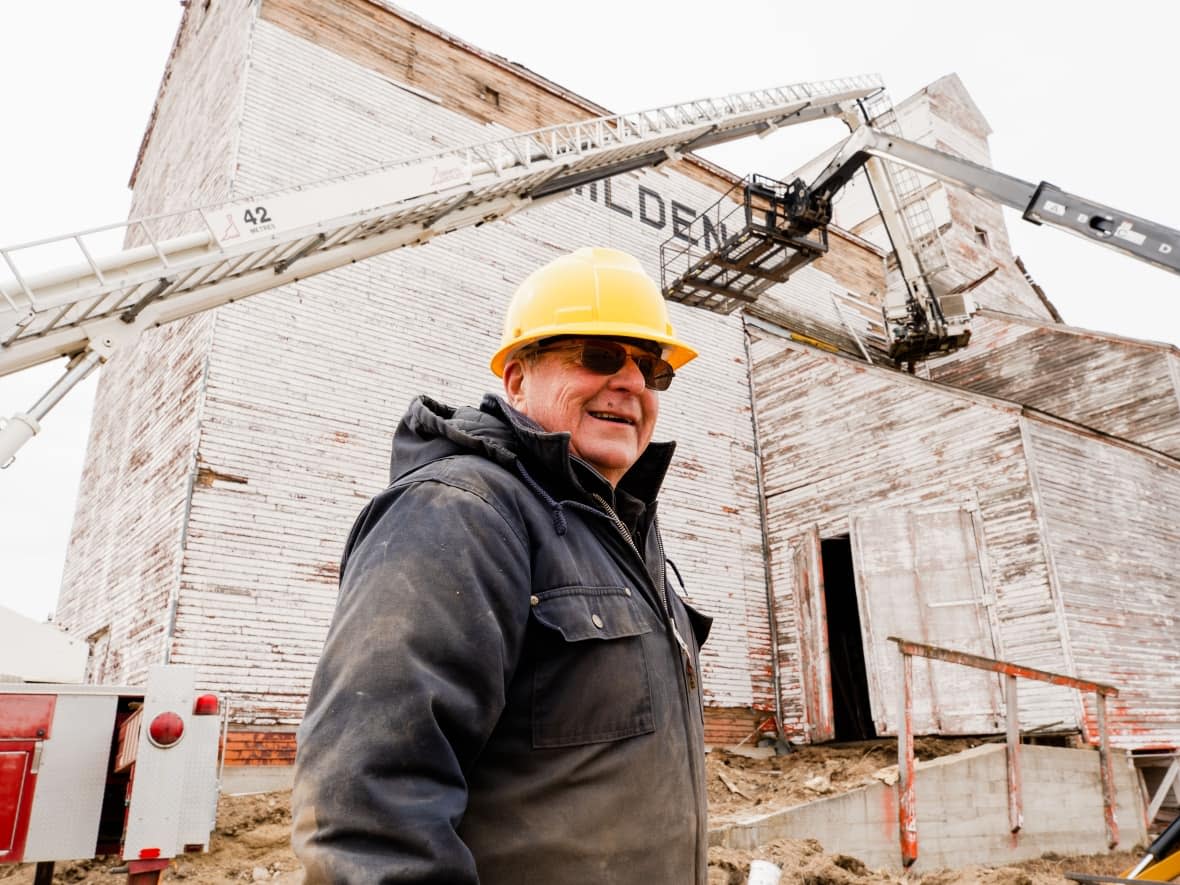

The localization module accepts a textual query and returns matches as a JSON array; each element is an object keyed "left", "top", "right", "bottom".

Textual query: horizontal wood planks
[
  {"left": 1023, "top": 417, "right": 1180, "bottom": 748},
  {"left": 932, "top": 313, "right": 1180, "bottom": 459}
]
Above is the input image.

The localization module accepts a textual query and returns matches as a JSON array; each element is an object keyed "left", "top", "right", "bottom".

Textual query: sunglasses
[{"left": 531, "top": 339, "right": 676, "bottom": 391}]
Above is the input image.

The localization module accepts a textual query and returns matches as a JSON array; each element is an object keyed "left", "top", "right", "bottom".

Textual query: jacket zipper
[
  {"left": 590, "top": 492, "right": 695, "bottom": 689},
  {"left": 591, "top": 491, "right": 707, "bottom": 884}
]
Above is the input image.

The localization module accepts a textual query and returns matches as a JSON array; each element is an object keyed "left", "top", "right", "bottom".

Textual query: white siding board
[
  {"left": 851, "top": 507, "right": 1008, "bottom": 735},
  {"left": 56, "top": 314, "right": 215, "bottom": 688},
  {"left": 57, "top": 1, "right": 258, "bottom": 690},
  {"left": 1023, "top": 418, "right": 1180, "bottom": 748},
  {"left": 769, "top": 538, "right": 805, "bottom": 736},
  {"left": 931, "top": 314, "right": 1180, "bottom": 459}
]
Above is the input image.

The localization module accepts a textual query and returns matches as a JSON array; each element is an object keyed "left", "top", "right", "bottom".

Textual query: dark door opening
[{"left": 821, "top": 536, "right": 876, "bottom": 741}]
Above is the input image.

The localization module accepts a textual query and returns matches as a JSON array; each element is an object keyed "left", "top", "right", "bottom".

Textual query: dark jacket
[{"left": 292, "top": 394, "right": 711, "bottom": 884}]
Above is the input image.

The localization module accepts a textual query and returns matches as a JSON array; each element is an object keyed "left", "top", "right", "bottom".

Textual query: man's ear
[{"left": 503, "top": 360, "right": 526, "bottom": 411}]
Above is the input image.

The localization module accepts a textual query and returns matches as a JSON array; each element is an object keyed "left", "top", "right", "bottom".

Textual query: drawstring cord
[
  {"left": 665, "top": 557, "right": 687, "bottom": 595},
  {"left": 514, "top": 460, "right": 567, "bottom": 535}
]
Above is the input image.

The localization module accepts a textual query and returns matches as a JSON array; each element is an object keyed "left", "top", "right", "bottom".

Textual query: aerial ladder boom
[
  {"left": 812, "top": 124, "right": 1180, "bottom": 360},
  {"left": 0, "top": 75, "right": 883, "bottom": 466},
  {"left": 660, "top": 119, "right": 1179, "bottom": 364},
  {"left": 7, "top": 75, "right": 1179, "bottom": 463},
  {"left": 826, "top": 126, "right": 1180, "bottom": 276}
]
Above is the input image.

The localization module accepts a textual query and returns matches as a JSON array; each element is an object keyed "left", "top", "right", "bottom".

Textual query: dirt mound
[
  {"left": 0, "top": 792, "right": 300, "bottom": 884},
  {"left": 707, "top": 736, "right": 982, "bottom": 819},
  {"left": 708, "top": 839, "right": 1141, "bottom": 884}
]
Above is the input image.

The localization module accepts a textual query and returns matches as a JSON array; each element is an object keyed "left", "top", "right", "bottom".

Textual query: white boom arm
[{"left": 0, "top": 75, "right": 883, "bottom": 466}]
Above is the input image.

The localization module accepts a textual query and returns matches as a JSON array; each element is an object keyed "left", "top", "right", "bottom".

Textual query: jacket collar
[{"left": 480, "top": 395, "right": 675, "bottom": 506}]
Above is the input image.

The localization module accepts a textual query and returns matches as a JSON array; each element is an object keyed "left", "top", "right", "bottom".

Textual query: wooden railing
[{"left": 888, "top": 636, "right": 1119, "bottom": 867}]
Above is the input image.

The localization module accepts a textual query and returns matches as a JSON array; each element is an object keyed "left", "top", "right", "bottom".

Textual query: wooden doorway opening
[{"left": 821, "top": 536, "right": 876, "bottom": 741}]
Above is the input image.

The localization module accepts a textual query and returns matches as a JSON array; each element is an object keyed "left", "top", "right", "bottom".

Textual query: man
[{"left": 292, "top": 247, "right": 712, "bottom": 883}]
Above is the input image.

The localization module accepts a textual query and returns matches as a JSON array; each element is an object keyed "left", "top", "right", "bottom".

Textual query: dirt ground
[
  {"left": 707, "top": 736, "right": 983, "bottom": 821},
  {"left": 706, "top": 737, "right": 1142, "bottom": 883},
  {"left": 0, "top": 739, "right": 1146, "bottom": 883}
]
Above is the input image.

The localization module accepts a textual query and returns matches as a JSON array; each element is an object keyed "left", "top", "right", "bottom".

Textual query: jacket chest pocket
[{"left": 530, "top": 586, "right": 658, "bottom": 748}]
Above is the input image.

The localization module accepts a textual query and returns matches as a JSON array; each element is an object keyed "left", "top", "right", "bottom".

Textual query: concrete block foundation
[
  {"left": 710, "top": 743, "right": 1146, "bottom": 871},
  {"left": 221, "top": 764, "right": 295, "bottom": 796}
]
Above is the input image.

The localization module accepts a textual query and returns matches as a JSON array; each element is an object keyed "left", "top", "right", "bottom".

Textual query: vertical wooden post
[
  {"left": 898, "top": 647, "right": 917, "bottom": 867},
  {"left": 1005, "top": 673, "right": 1023, "bottom": 832},
  {"left": 1146, "top": 756, "right": 1180, "bottom": 823},
  {"left": 886, "top": 636, "right": 1120, "bottom": 861},
  {"left": 1096, "top": 693, "right": 1119, "bottom": 848}
]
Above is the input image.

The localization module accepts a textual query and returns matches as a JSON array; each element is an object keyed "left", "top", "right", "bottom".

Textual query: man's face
[{"left": 504, "top": 338, "right": 661, "bottom": 487}]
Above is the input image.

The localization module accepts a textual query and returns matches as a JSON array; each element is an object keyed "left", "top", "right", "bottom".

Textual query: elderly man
[{"left": 292, "top": 247, "right": 712, "bottom": 883}]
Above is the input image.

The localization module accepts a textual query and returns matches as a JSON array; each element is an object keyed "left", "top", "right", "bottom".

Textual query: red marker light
[
  {"left": 139, "top": 847, "right": 161, "bottom": 859},
  {"left": 193, "top": 694, "right": 219, "bottom": 716},
  {"left": 147, "top": 712, "right": 185, "bottom": 747}
]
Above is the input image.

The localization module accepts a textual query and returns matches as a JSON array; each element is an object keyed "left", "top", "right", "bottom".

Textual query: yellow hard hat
[{"left": 490, "top": 247, "right": 698, "bottom": 377}]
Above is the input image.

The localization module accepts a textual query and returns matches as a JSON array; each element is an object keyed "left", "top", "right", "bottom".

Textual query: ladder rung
[{"left": 72, "top": 288, "right": 126, "bottom": 325}]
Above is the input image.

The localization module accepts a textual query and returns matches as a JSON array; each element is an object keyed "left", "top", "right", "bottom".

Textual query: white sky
[{"left": 1, "top": 1, "right": 1177, "bottom": 622}]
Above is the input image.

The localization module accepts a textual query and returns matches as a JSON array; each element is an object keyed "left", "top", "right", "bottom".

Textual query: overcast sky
[{"left": 1, "top": 1, "right": 1177, "bottom": 622}]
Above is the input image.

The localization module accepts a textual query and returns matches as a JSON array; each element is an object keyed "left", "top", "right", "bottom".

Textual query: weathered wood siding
[
  {"left": 931, "top": 312, "right": 1180, "bottom": 459},
  {"left": 749, "top": 329, "right": 1080, "bottom": 738},
  {"left": 163, "top": 14, "right": 790, "bottom": 725},
  {"left": 1022, "top": 416, "right": 1180, "bottom": 748},
  {"left": 851, "top": 507, "right": 1007, "bottom": 736},
  {"left": 56, "top": 0, "right": 256, "bottom": 687},
  {"left": 748, "top": 261, "right": 888, "bottom": 360},
  {"left": 261, "top": 0, "right": 742, "bottom": 199},
  {"left": 926, "top": 309, "right": 1039, "bottom": 362},
  {"left": 60, "top": 0, "right": 1161, "bottom": 754}
]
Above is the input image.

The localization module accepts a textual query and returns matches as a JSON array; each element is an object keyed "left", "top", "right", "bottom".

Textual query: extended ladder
[
  {"left": 0, "top": 76, "right": 883, "bottom": 464},
  {"left": 857, "top": 90, "right": 952, "bottom": 288}
]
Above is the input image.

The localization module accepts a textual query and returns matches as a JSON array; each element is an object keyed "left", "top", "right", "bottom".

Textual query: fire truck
[{"left": 0, "top": 665, "right": 220, "bottom": 883}]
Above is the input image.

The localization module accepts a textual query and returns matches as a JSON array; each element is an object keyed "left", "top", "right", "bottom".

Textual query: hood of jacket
[{"left": 391, "top": 394, "right": 676, "bottom": 507}]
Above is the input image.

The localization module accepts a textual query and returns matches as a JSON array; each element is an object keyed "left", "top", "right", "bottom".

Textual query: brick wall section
[
  {"left": 223, "top": 730, "right": 298, "bottom": 767},
  {"left": 704, "top": 708, "right": 774, "bottom": 747},
  {"left": 222, "top": 711, "right": 770, "bottom": 770}
]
